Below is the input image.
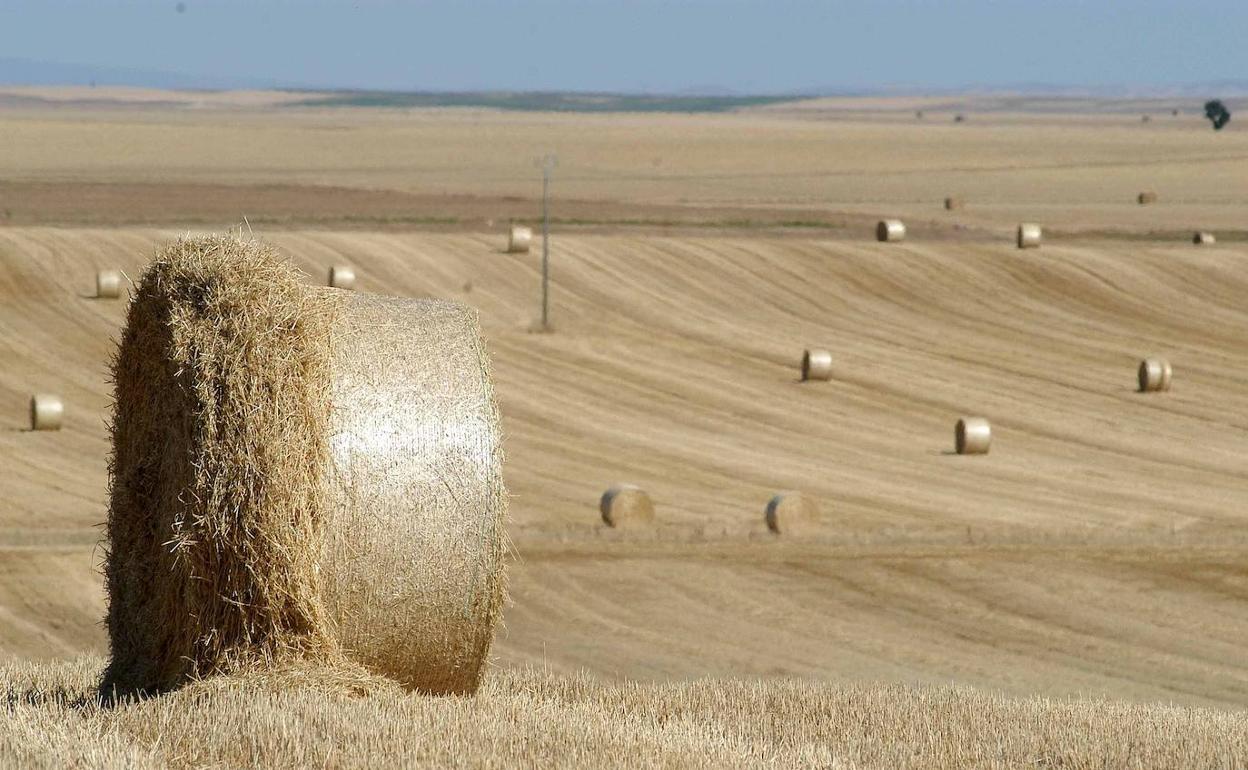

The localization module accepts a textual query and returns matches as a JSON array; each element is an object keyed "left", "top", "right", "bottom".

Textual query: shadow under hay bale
[
  {"left": 102, "top": 235, "right": 506, "bottom": 699},
  {"left": 599, "top": 484, "right": 654, "bottom": 528}
]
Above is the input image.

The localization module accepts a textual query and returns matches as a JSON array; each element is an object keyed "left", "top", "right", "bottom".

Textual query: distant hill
[{"left": 289, "top": 90, "right": 801, "bottom": 113}]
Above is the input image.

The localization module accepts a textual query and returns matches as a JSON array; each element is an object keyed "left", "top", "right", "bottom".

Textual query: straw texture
[
  {"left": 1138, "top": 358, "right": 1172, "bottom": 393},
  {"left": 764, "top": 492, "right": 818, "bottom": 535},
  {"left": 328, "top": 265, "right": 356, "bottom": 290},
  {"left": 102, "top": 234, "right": 507, "bottom": 699},
  {"left": 955, "top": 417, "right": 991, "bottom": 455},
  {"left": 96, "top": 270, "right": 123, "bottom": 299},
  {"left": 801, "top": 349, "right": 833, "bottom": 382},
  {"left": 1016, "top": 224, "right": 1042, "bottom": 249},
  {"left": 507, "top": 226, "right": 532, "bottom": 254},
  {"left": 876, "top": 219, "right": 906, "bottom": 243},
  {"left": 29, "top": 394, "right": 63, "bottom": 431},
  {"left": 600, "top": 484, "right": 655, "bottom": 528}
]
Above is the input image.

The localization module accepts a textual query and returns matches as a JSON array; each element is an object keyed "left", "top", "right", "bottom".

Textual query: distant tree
[{"left": 1204, "top": 100, "right": 1231, "bottom": 131}]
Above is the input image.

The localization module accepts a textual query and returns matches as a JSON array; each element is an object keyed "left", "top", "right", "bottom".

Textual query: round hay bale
[
  {"left": 1016, "top": 223, "right": 1042, "bottom": 249},
  {"left": 97, "top": 270, "right": 123, "bottom": 299},
  {"left": 1137, "top": 191, "right": 1158, "bottom": 205},
  {"left": 328, "top": 265, "right": 356, "bottom": 290},
  {"left": 29, "top": 394, "right": 63, "bottom": 431},
  {"left": 800, "top": 349, "right": 833, "bottom": 382},
  {"left": 1193, "top": 231, "right": 1216, "bottom": 245},
  {"left": 1138, "top": 357, "right": 1172, "bottom": 393},
  {"left": 102, "top": 235, "right": 506, "bottom": 698},
  {"left": 764, "top": 492, "right": 818, "bottom": 535},
  {"left": 955, "top": 417, "right": 991, "bottom": 455},
  {"left": 876, "top": 219, "right": 906, "bottom": 243},
  {"left": 944, "top": 196, "right": 964, "bottom": 211},
  {"left": 507, "top": 226, "right": 532, "bottom": 254},
  {"left": 599, "top": 484, "right": 654, "bottom": 528}
]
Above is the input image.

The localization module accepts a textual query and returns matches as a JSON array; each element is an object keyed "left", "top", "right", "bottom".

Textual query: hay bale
[
  {"left": 96, "top": 270, "right": 123, "bottom": 299},
  {"left": 955, "top": 417, "right": 991, "bottom": 455},
  {"left": 1138, "top": 357, "right": 1172, "bottom": 393},
  {"left": 800, "top": 349, "right": 833, "bottom": 382},
  {"left": 1137, "top": 191, "right": 1158, "bottom": 205},
  {"left": 1016, "top": 223, "right": 1042, "bottom": 249},
  {"left": 507, "top": 226, "right": 532, "bottom": 254},
  {"left": 1193, "top": 231, "right": 1216, "bottom": 245},
  {"left": 876, "top": 219, "right": 906, "bottom": 243},
  {"left": 29, "top": 394, "right": 63, "bottom": 431},
  {"left": 600, "top": 484, "right": 654, "bottom": 528},
  {"left": 102, "top": 235, "right": 506, "bottom": 698},
  {"left": 328, "top": 265, "right": 356, "bottom": 290},
  {"left": 944, "top": 197, "right": 964, "bottom": 211},
  {"left": 764, "top": 492, "right": 818, "bottom": 535}
]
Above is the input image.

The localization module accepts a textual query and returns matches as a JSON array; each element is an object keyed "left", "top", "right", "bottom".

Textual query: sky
[{"left": 0, "top": 1, "right": 1245, "bottom": 93}]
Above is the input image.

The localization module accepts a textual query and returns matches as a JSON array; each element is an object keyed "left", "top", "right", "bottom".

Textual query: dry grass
[{"left": 2, "top": 656, "right": 1245, "bottom": 769}]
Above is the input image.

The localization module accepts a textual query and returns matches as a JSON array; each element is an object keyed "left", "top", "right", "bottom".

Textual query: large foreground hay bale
[
  {"left": 507, "top": 226, "right": 532, "bottom": 254},
  {"left": 600, "top": 484, "right": 654, "bottom": 528},
  {"left": 328, "top": 265, "right": 356, "bottom": 290},
  {"left": 1016, "top": 223, "right": 1042, "bottom": 249},
  {"left": 29, "top": 394, "right": 63, "bottom": 431},
  {"left": 955, "top": 417, "right": 991, "bottom": 455},
  {"left": 764, "top": 492, "right": 818, "bottom": 535},
  {"left": 801, "top": 349, "right": 833, "bottom": 381},
  {"left": 1137, "top": 191, "right": 1158, "bottom": 205},
  {"left": 1193, "top": 231, "right": 1216, "bottom": 245},
  {"left": 876, "top": 219, "right": 906, "bottom": 243},
  {"left": 96, "top": 270, "right": 123, "bottom": 299},
  {"left": 1138, "top": 357, "right": 1172, "bottom": 392},
  {"left": 102, "top": 235, "right": 506, "bottom": 698}
]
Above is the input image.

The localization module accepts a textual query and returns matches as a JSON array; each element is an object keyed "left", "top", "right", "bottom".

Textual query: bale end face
[
  {"left": 876, "top": 219, "right": 906, "bottom": 243},
  {"left": 29, "top": 394, "right": 63, "bottom": 431},
  {"left": 801, "top": 349, "right": 833, "bottom": 382},
  {"left": 96, "top": 270, "right": 123, "bottom": 299},
  {"left": 1138, "top": 358, "right": 1172, "bottom": 392},
  {"left": 764, "top": 492, "right": 818, "bottom": 535},
  {"left": 1016, "top": 224, "right": 1042, "bottom": 249},
  {"left": 955, "top": 417, "right": 991, "bottom": 455},
  {"left": 600, "top": 485, "right": 654, "bottom": 528},
  {"left": 507, "top": 226, "right": 533, "bottom": 254},
  {"left": 328, "top": 265, "right": 356, "bottom": 290}
]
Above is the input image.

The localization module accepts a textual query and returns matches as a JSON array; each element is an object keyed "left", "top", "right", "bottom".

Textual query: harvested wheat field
[{"left": 1, "top": 94, "right": 1248, "bottom": 766}]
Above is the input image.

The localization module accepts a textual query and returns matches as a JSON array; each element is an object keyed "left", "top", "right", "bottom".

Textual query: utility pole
[{"left": 535, "top": 153, "right": 557, "bottom": 330}]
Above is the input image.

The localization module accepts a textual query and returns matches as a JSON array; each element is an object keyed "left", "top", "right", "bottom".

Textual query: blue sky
[{"left": 0, "top": 1, "right": 1244, "bottom": 93}]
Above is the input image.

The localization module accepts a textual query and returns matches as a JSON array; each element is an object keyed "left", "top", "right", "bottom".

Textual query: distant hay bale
[
  {"left": 1016, "top": 223, "right": 1042, "bottom": 249},
  {"left": 29, "top": 394, "right": 63, "bottom": 431},
  {"left": 1193, "top": 231, "right": 1216, "bottom": 245},
  {"left": 1137, "top": 191, "right": 1158, "bottom": 205},
  {"left": 96, "top": 270, "right": 123, "bottom": 299},
  {"left": 944, "top": 197, "right": 964, "bottom": 211},
  {"left": 954, "top": 114, "right": 966, "bottom": 123},
  {"left": 764, "top": 492, "right": 818, "bottom": 535},
  {"left": 328, "top": 265, "right": 356, "bottom": 290},
  {"left": 102, "top": 235, "right": 506, "bottom": 698},
  {"left": 507, "top": 226, "right": 532, "bottom": 254},
  {"left": 1138, "top": 357, "right": 1172, "bottom": 393},
  {"left": 955, "top": 417, "right": 991, "bottom": 455},
  {"left": 599, "top": 484, "right": 654, "bottom": 528},
  {"left": 876, "top": 219, "right": 906, "bottom": 243},
  {"left": 800, "top": 349, "right": 833, "bottom": 382},
  {"left": 1141, "top": 115, "right": 1152, "bottom": 123}
]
